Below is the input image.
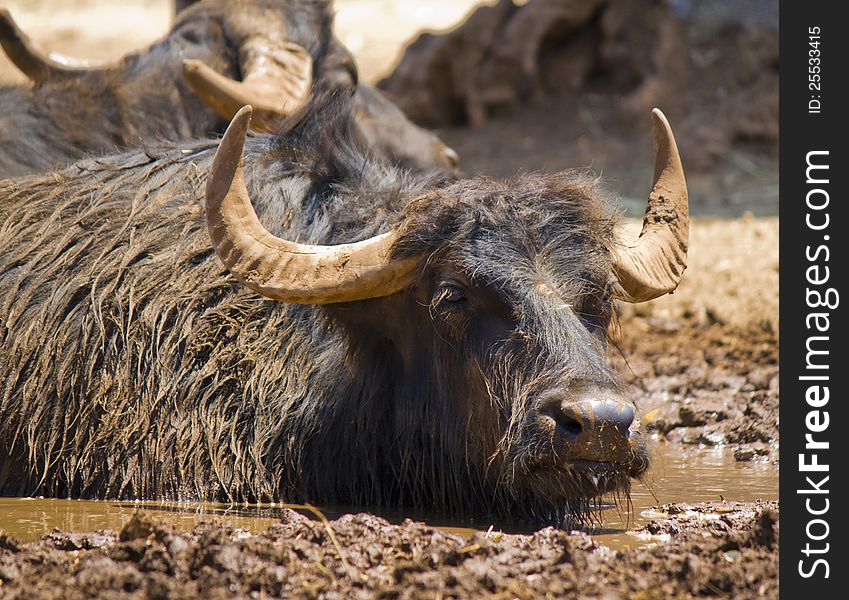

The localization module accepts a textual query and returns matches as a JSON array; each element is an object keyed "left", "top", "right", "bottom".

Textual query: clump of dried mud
[
  {"left": 619, "top": 318, "right": 777, "bottom": 460},
  {"left": 0, "top": 503, "right": 778, "bottom": 599}
]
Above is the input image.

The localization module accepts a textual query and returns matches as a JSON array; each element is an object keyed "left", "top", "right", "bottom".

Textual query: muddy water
[
  {"left": 0, "top": 441, "right": 776, "bottom": 548},
  {"left": 593, "top": 440, "right": 777, "bottom": 548}
]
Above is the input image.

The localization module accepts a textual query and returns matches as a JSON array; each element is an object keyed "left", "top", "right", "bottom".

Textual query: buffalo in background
[
  {"left": 0, "top": 88, "right": 688, "bottom": 526},
  {"left": 0, "top": 0, "right": 458, "bottom": 178}
]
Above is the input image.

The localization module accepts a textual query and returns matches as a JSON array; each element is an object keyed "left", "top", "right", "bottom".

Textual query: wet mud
[
  {"left": 0, "top": 438, "right": 778, "bottom": 548},
  {"left": 0, "top": 502, "right": 777, "bottom": 599},
  {"left": 620, "top": 319, "right": 777, "bottom": 461}
]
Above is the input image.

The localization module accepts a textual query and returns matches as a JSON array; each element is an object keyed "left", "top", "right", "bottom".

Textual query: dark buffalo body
[
  {"left": 0, "top": 94, "right": 661, "bottom": 527},
  {"left": 0, "top": 1, "right": 456, "bottom": 178}
]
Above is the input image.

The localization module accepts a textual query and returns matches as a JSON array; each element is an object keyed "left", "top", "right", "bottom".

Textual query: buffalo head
[{"left": 204, "top": 105, "right": 687, "bottom": 524}]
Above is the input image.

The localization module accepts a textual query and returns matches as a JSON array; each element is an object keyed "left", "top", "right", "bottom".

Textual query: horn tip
[
  {"left": 227, "top": 104, "right": 254, "bottom": 131},
  {"left": 214, "top": 105, "right": 253, "bottom": 170},
  {"left": 206, "top": 105, "right": 252, "bottom": 216},
  {"left": 649, "top": 107, "right": 679, "bottom": 162},
  {"left": 182, "top": 59, "right": 226, "bottom": 83},
  {"left": 0, "top": 8, "right": 17, "bottom": 34},
  {"left": 650, "top": 108, "right": 670, "bottom": 129}
]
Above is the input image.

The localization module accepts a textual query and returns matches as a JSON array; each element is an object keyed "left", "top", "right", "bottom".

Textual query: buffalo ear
[{"left": 183, "top": 38, "right": 312, "bottom": 134}]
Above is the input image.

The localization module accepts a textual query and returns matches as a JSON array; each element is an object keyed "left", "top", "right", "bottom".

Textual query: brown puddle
[
  {"left": 590, "top": 440, "right": 777, "bottom": 548},
  {"left": 0, "top": 441, "right": 776, "bottom": 549}
]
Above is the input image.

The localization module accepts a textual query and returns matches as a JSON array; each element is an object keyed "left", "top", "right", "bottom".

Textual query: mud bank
[
  {"left": 618, "top": 319, "right": 778, "bottom": 463},
  {"left": 381, "top": 0, "right": 779, "bottom": 216},
  {"left": 0, "top": 502, "right": 777, "bottom": 599},
  {"left": 382, "top": 0, "right": 778, "bottom": 165}
]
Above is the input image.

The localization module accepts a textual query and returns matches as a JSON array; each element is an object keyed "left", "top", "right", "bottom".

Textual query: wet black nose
[{"left": 540, "top": 392, "right": 636, "bottom": 462}]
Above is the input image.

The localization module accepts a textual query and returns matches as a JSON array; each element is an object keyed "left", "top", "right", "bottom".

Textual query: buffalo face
[
  {"left": 353, "top": 84, "right": 460, "bottom": 176},
  {"left": 378, "top": 175, "right": 649, "bottom": 524}
]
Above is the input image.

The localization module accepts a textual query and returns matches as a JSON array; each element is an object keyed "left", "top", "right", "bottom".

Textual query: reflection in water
[{"left": 0, "top": 441, "right": 777, "bottom": 548}]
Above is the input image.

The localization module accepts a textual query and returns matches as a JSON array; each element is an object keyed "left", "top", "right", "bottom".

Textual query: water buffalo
[
  {"left": 0, "top": 94, "right": 687, "bottom": 526},
  {"left": 0, "top": 1, "right": 457, "bottom": 178}
]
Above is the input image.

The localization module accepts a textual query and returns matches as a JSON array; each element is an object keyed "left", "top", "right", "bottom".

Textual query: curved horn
[
  {"left": 0, "top": 9, "right": 110, "bottom": 81},
  {"left": 612, "top": 108, "right": 689, "bottom": 303},
  {"left": 206, "top": 106, "right": 418, "bottom": 304},
  {"left": 184, "top": 37, "right": 312, "bottom": 133}
]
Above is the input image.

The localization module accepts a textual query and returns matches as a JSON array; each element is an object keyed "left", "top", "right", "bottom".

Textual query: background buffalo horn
[
  {"left": 184, "top": 37, "right": 312, "bottom": 134},
  {"left": 206, "top": 106, "right": 418, "bottom": 304},
  {"left": 612, "top": 108, "right": 689, "bottom": 303},
  {"left": 0, "top": 9, "right": 110, "bottom": 81}
]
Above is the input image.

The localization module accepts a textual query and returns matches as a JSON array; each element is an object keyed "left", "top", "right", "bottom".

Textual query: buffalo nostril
[
  {"left": 542, "top": 406, "right": 585, "bottom": 441},
  {"left": 537, "top": 390, "right": 639, "bottom": 462}
]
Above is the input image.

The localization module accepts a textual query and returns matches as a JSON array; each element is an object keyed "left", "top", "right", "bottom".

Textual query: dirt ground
[
  {"left": 0, "top": 1, "right": 779, "bottom": 597},
  {"left": 380, "top": 0, "right": 779, "bottom": 218},
  {"left": 0, "top": 503, "right": 777, "bottom": 599}
]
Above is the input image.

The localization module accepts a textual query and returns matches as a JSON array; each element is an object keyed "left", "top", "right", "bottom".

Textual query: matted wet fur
[{"left": 0, "top": 92, "right": 646, "bottom": 527}]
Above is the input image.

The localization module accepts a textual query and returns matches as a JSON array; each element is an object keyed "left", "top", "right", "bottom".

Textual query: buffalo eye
[
  {"left": 436, "top": 284, "right": 467, "bottom": 306},
  {"left": 578, "top": 293, "right": 613, "bottom": 333}
]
